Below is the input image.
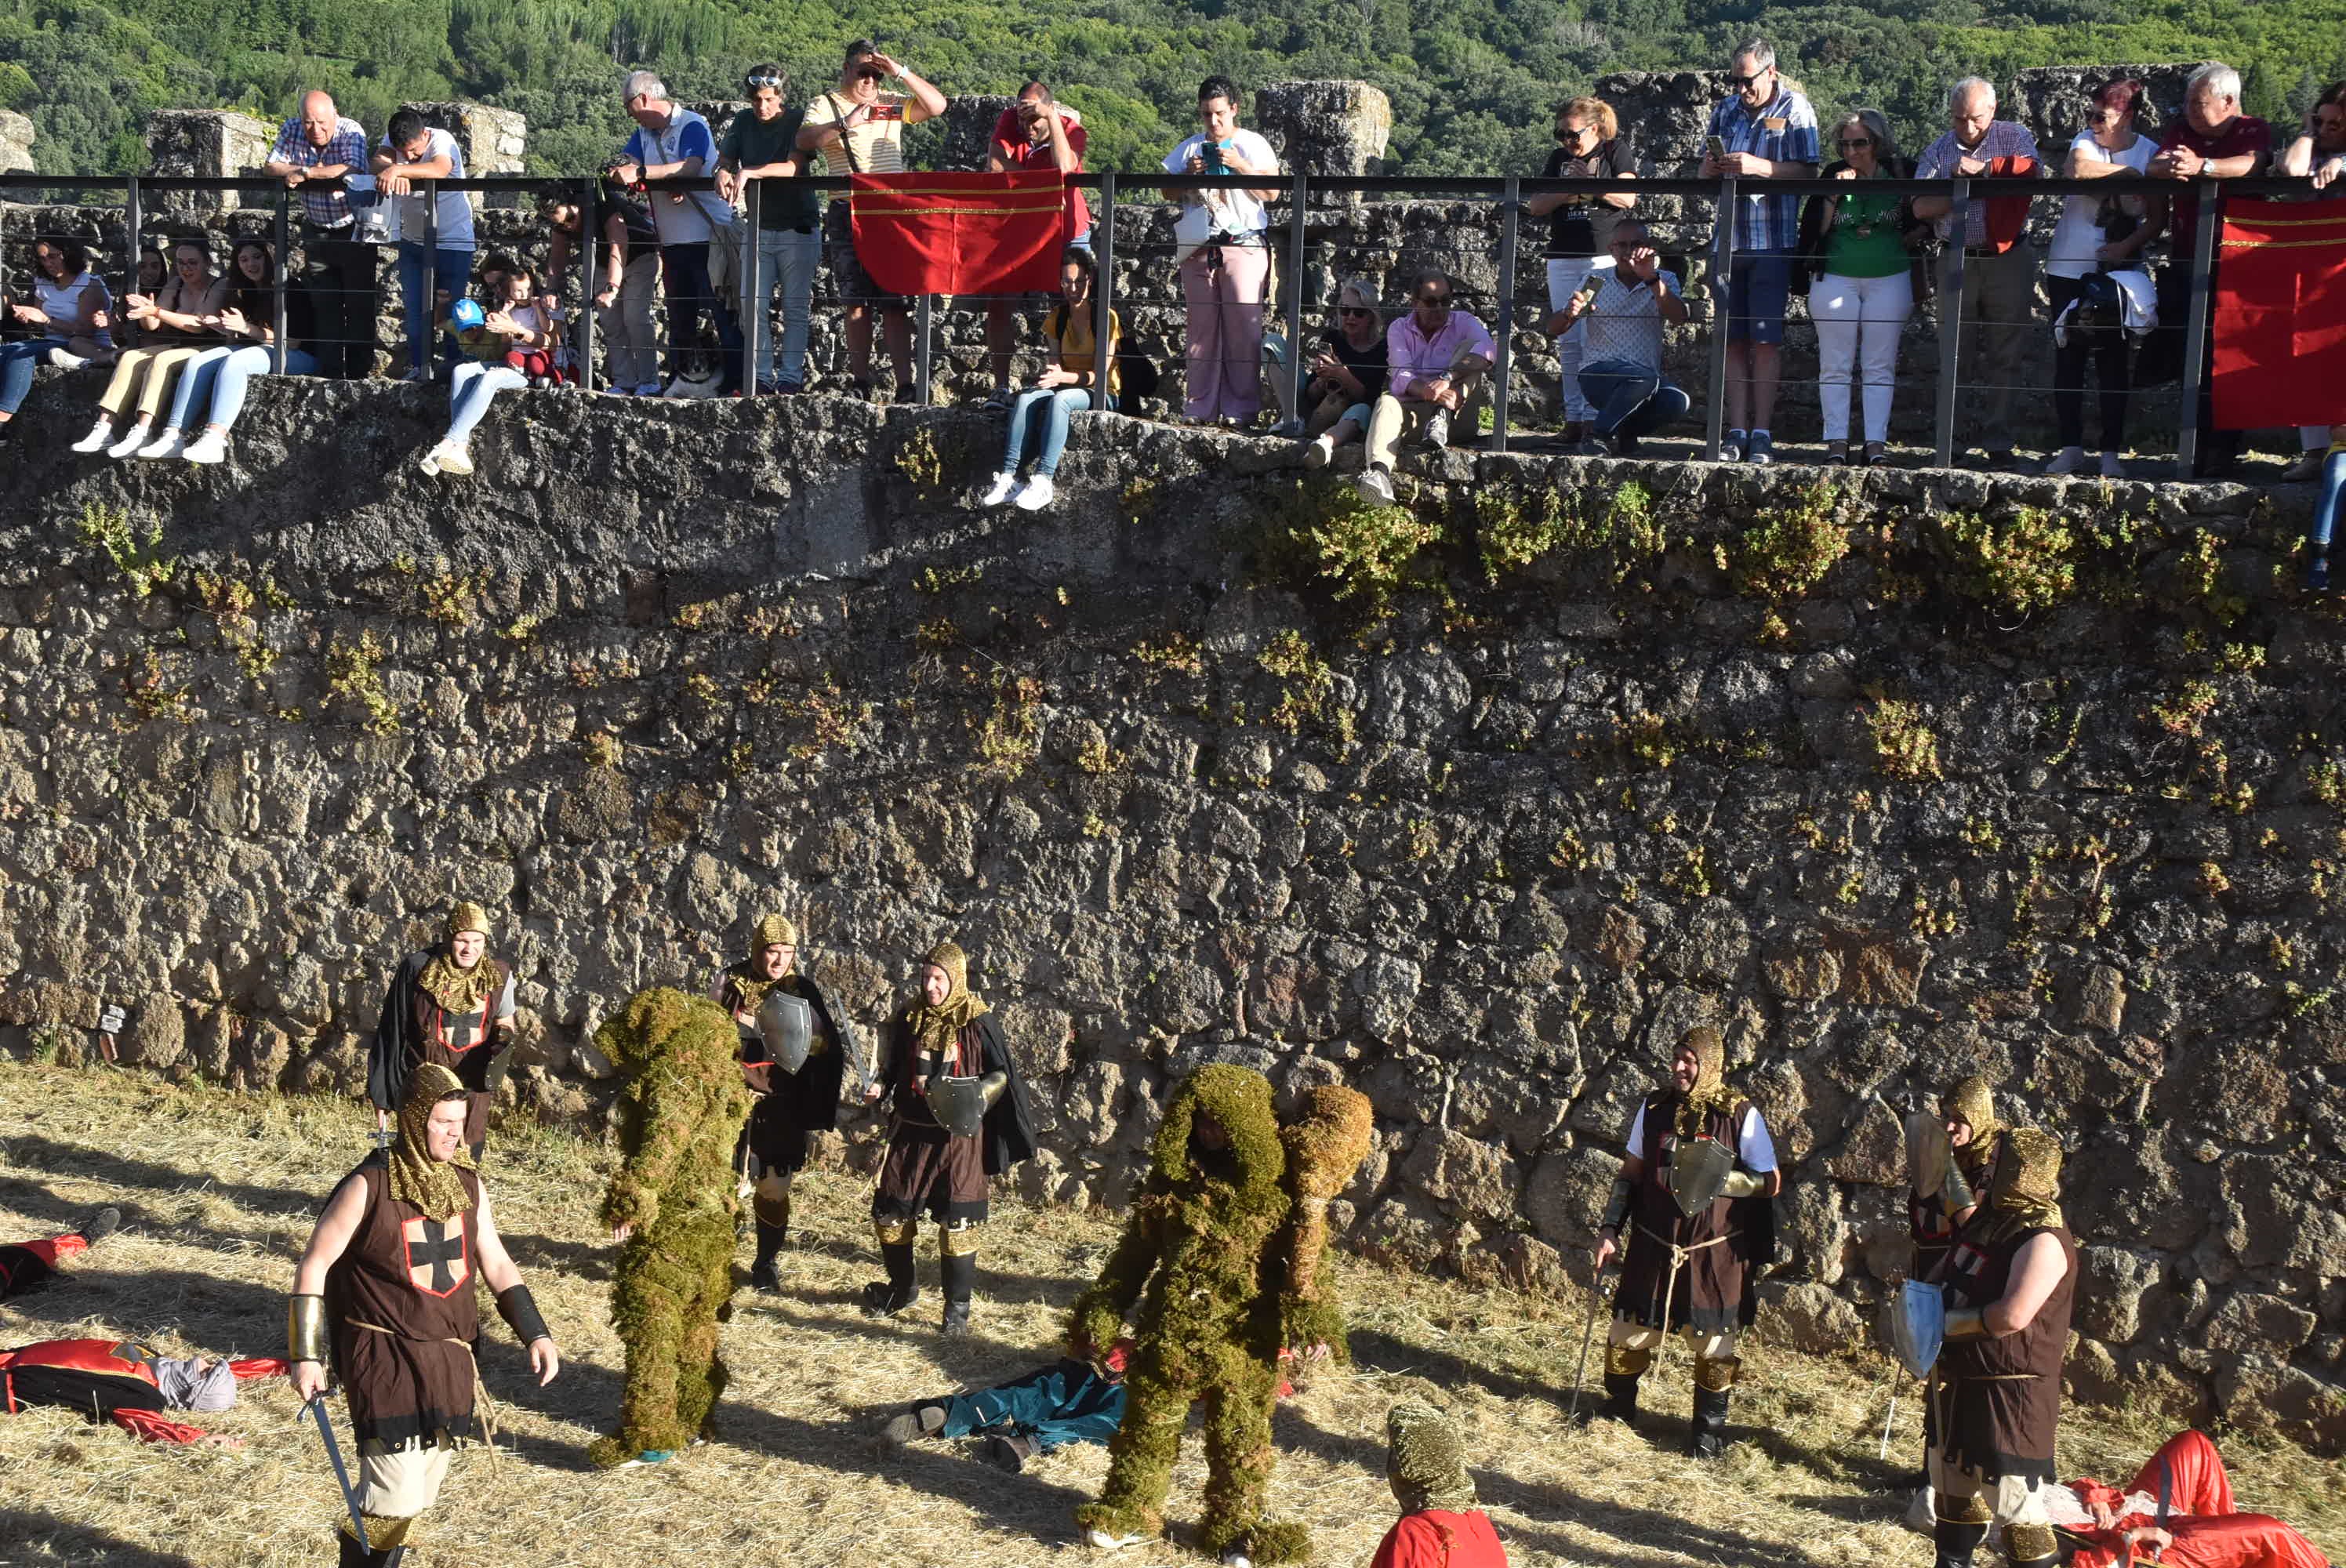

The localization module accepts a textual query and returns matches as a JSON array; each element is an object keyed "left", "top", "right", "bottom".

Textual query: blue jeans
[
  {"left": 167, "top": 345, "right": 321, "bottom": 432},
  {"left": 0, "top": 338, "right": 69, "bottom": 415},
  {"left": 397, "top": 241, "right": 475, "bottom": 372},
  {"left": 445, "top": 361, "right": 526, "bottom": 445},
  {"left": 1579, "top": 358, "right": 1690, "bottom": 438},
  {"left": 748, "top": 227, "right": 821, "bottom": 387},
  {"left": 1001, "top": 387, "right": 1106, "bottom": 477},
  {"left": 939, "top": 1359, "right": 1125, "bottom": 1454},
  {"left": 2312, "top": 448, "right": 2346, "bottom": 556}
]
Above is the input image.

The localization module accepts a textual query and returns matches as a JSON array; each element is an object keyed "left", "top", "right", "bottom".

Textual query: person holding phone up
[{"left": 1160, "top": 74, "right": 1282, "bottom": 426}]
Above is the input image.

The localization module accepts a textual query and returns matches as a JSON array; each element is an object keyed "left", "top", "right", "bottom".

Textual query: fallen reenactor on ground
[
  {"left": 0, "top": 1334, "right": 281, "bottom": 1445},
  {"left": 881, "top": 1339, "right": 1134, "bottom": 1472},
  {"left": 0, "top": 1205, "right": 121, "bottom": 1299},
  {"left": 2043, "top": 1428, "right": 2332, "bottom": 1568},
  {"left": 1371, "top": 1400, "right": 1509, "bottom": 1568}
]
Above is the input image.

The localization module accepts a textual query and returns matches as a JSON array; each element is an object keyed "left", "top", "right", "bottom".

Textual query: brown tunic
[
  {"left": 870, "top": 1012, "right": 1000, "bottom": 1225},
  {"left": 716, "top": 971, "right": 848, "bottom": 1176},
  {"left": 1937, "top": 1218, "right": 2077, "bottom": 1483},
  {"left": 328, "top": 1163, "right": 482, "bottom": 1454},
  {"left": 416, "top": 960, "right": 510, "bottom": 1149},
  {"left": 1613, "top": 1095, "right": 1767, "bottom": 1334}
]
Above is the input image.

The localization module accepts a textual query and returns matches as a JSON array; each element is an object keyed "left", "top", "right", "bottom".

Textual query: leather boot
[
  {"left": 1598, "top": 1370, "right": 1641, "bottom": 1427},
  {"left": 339, "top": 1530, "right": 369, "bottom": 1568},
  {"left": 1687, "top": 1385, "right": 1731, "bottom": 1458},
  {"left": 1933, "top": 1516, "right": 1988, "bottom": 1568},
  {"left": 940, "top": 1250, "right": 976, "bottom": 1335},
  {"left": 749, "top": 1217, "right": 788, "bottom": 1293},
  {"left": 860, "top": 1242, "right": 920, "bottom": 1317}
]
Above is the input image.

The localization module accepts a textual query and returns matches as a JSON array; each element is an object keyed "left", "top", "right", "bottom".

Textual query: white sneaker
[
  {"left": 1084, "top": 1530, "right": 1142, "bottom": 1551},
  {"left": 980, "top": 472, "right": 1019, "bottom": 507},
  {"left": 2098, "top": 452, "right": 2124, "bottom": 479},
  {"left": 1013, "top": 475, "right": 1055, "bottom": 511},
  {"left": 46, "top": 347, "right": 89, "bottom": 371},
  {"left": 1355, "top": 466, "right": 1395, "bottom": 505},
  {"left": 1222, "top": 1552, "right": 1255, "bottom": 1568},
  {"left": 70, "top": 419, "right": 115, "bottom": 454},
  {"left": 436, "top": 442, "right": 475, "bottom": 477},
  {"left": 106, "top": 423, "right": 151, "bottom": 459},
  {"left": 418, "top": 444, "right": 445, "bottom": 476},
  {"left": 136, "top": 429, "right": 185, "bottom": 460},
  {"left": 2045, "top": 445, "right": 2085, "bottom": 476},
  {"left": 182, "top": 430, "right": 227, "bottom": 465},
  {"left": 1303, "top": 434, "right": 1336, "bottom": 469}
]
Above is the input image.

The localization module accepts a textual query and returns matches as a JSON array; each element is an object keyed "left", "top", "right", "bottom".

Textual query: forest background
[{"left": 3, "top": 0, "right": 2344, "bottom": 187}]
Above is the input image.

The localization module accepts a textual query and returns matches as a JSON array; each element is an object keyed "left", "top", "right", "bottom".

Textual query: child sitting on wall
[{"left": 419, "top": 262, "right": 554, "bottom": 477}]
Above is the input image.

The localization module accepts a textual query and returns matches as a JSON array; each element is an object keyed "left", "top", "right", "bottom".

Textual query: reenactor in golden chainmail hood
[
  {"left": 1903, "top": 1075, "right": 2002, "bottom": 1523},
  {"left": 1928, "top": 1128, "right": 2079, "bottom": 1568},
  {"left": 1590, "top": 1025, "right": 1780, "bottom": 1457},
  {"left": 714, "top": 913, "right": 861, "bottom": 1292},
  {"left": 368, "top": 902, "right": 518, "bottom": 1158}
]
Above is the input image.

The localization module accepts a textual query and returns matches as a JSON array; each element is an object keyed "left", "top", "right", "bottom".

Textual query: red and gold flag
[
  {"left": 849, "top": 170, "right": 1075, "bottom": 297},
  {"left": 2211, "top": 198, "right": 2346, "bottom": 429}
]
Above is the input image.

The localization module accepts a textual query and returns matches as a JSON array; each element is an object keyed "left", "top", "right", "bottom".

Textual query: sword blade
[
  {"left": 307, "top": 1397, "right": 371, "bottom": 1552},
  {"left": 1565, "top": 1264, "right": 1607, "bottom": 1422},
  {"left": 1879, "top": 1385, "right": 1899, "bottom": 1461}
]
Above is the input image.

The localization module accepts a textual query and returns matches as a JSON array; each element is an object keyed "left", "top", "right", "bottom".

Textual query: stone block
[
  {"left": 1254, "top": 82, "right": 1391, "bottom": 194},
  {"left": 0, "top": 111, "right": 34, "bottom": 180},
  {"left": 142, "top": 110, "right": 275, "bottom": 217},
  {"left": 935, "top": 95, "right": 1019, "bottom": 173}
]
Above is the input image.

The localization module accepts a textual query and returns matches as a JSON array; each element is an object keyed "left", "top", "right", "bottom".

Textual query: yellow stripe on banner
[
  {"left": 856, "top": 205, "right": 1067, "bottom": 219},
  {"left": 2221, "top": 237, "right": 2346, "bottom": 249},
  {"left": 2221, "top": 212, "right": 2346, "bottom": 227},
  {"left": 854, "top": 184, "right": 1062, "bottom": 197}
]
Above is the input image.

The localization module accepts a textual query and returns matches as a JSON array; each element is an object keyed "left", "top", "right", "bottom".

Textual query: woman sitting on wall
[
  {"left": 1290, "top": 278, "right": 1390, "bottom": 469},
  {"left": 980, "top": 246, "right": 1120, "bottom": 513},
  {"left": 419, "top": 260, "right": 557, "bottom": 477},
  {"left": 132, "top": 238, "right": 318, "bottom": 464},
  {"left": 70, "top": 236, "right": 227, "bottom": 459},
  {"left": 0, "top": 236, "right": 117, "bottom": 445}
]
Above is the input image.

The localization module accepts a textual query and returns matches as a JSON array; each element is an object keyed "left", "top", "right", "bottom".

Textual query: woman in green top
[{"left": 1804, "top": 110, "right": 1922, "bottom": 465}]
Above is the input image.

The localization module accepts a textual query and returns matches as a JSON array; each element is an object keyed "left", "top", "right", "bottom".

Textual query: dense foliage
[{"left": 3, "top": 0, "right": 2343, "bottom": 180}]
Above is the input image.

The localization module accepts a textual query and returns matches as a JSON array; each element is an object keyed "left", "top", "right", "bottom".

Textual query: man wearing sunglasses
[
  {"left": 1700, "top": 38, "right": 1819, "bottom": 465},
  {"left": 1355, "top": 269, "right": 1493, "bottom": 505}
]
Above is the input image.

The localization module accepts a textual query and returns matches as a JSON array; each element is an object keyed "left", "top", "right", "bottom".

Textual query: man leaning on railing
[{"left": 263, "top": 91, "right": 376, "bottom": 379}]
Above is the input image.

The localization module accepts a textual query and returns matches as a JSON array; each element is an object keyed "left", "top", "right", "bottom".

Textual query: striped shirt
[
  {"left": 269, "top": 115, "right": 370, "bottom": 229},
  {"left": 1915, "top": 121, "right": 2043, "bottom": 248},
  {"left": 1706, "top": 87, "right": 1821, "bottom": 252}
]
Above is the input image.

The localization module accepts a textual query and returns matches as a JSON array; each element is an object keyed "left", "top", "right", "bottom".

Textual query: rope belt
[
  {"left": 1636, "top": 1225, "right": 1737, "bottom": 1267},
  {"left": 349, "top": 1320, "right": 500, "bottom": 1464}
]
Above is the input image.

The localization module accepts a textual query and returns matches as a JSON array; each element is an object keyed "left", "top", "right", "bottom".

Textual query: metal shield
[
  {"left": 928, "top": 1075, "right": 988, "bottom": 1139},
  {"left": 1888, "top": 1279, "right": 1946, "bottom": 1379},
  {"left": 1666, "top": 1135, "right": 1736, "bottom": 1218},
  {"left": 1905, "top": 1109, "right": 1955, "bottom": 1200},
  {"left": 755, "top": 990, "right": 815, "bottom": 1075}
]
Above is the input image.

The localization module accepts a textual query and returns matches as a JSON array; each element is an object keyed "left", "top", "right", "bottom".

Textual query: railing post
[
  {"left": 743, "top": 176, "right": 764, "bottom": 394},
  {"left": 576, "top": 176, "right": 597, "bottom": 392},
  {"left": 1490, "top": 174, "right": 1520, "bottom": 456},
  {"left": 1704, "top": 175, "right": 1736, "bottom": 463},
  {"left": 421, "top": 172, "right": 440, "bottom": 375},
  {"left": 1282, "top": 169, "right": 1307, "bottom": 432},
  {"left": 2177, "top": 176, "right": 2220, "bottom": 480},
  {"left": 1934, "top": 178, "right": 1969, "bottom": 469},
  {"left": 123, "top": 175, "right": 141, "bottom": 308},
  {"left": 1091, "top": 173, "right": 1117, "bottom": 414},
  {"left": 272, "top": 187, "right": 290, "bottom": 373},
  {"left": 915, "top": 292, "right": 933, "bottom": 405}
]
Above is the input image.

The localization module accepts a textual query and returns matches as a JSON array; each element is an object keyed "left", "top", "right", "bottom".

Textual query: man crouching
[{"left": 289, "top": 1062, "right": 561, "bottom": 1566}]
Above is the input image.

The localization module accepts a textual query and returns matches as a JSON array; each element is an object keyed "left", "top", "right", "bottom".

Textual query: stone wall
[
  {"left": 141, "top": 109, "right": 275, "bottom": 218},
  {"left": 0, "top": 379, "right": 2340, "bottom": 1446},
  {"left": 0, "top": 111, "right": 34, "bottom": 178}
]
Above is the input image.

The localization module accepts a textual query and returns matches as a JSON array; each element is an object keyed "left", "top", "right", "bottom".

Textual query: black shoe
[
  {"left": 981, "top": 1432, "right": 1035, "bottom": 1472},
  {"left": 2308, "top": 554, "right": 2332, "bottom": 593},
  {"left": 77, "top": 1206, "right": 122, "bottom": 1245},
  {"left": 1607, "top": 428, "right": 1641, "bottom": 458},
  {"left": 1933, "top": 1516, "right": 1988, "bottom": 1568},
  {"left": 748, "top": 1258, "right": 780, "bottom": 1293},
  {"left": 860, "top": 1279, "right": 922, "bottom": 1318},
  {"left": 1597, "top": 1370, "right": 1640, "bottom": 1428},
  {"left": 941, "top": 1297, "right": 972, "bottom": 1335},
  {"left": 940, "top": 1249, "right": 977, "bottom": 1335}
]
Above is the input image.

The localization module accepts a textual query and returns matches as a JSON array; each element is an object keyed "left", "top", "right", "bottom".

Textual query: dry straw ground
[{"left": 1, "top": 1062, "right": 2339, "bottom": 1568}]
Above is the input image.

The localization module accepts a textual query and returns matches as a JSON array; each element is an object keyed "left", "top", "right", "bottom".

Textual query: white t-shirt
[
  {"left": 2048, "top": 130, "right": 2155, "bottom": 280},
  {"left": 1623, "top": 1099, "right": 1777, "bottom": 1171},
  {"left": 1162, "top": 128, "right": 1280, "bottom": 237},
  {"left": 383, "top": 126, "right": 476, "bottom": 249},
  {"left": 36, "top": 271, "right": 113, "bottom": 347},
  {"left": 1575, "top": 268, "right": 1682, "bottom": 373}
]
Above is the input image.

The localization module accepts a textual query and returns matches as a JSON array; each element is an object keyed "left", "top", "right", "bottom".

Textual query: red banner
[
  {"left": 2212, "top": 198, "right": 2346, "bottom": 429},
  {"left": 849, "top": 171, "right": 1073, "bottom": 297}
]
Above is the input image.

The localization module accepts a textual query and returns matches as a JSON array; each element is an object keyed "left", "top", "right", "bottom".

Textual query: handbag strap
[{"left": 825, "top": 93, "right": 862, "bottom": 176}]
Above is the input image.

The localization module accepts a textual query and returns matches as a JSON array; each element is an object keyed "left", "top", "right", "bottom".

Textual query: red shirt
[
  {"left": 2159, "top": 114, "right": 2272, "bottom": 253},
  {"left": 1370, "top": 1510, "right": 1509, "bottom": 1568},
  {"left": 991, "top": 107, "right": 1090, "bottom": 236}
]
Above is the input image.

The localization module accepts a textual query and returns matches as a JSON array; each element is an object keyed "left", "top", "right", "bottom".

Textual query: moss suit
[{"left": 588, "top": 988, "right": 753, "bottom": 1468}]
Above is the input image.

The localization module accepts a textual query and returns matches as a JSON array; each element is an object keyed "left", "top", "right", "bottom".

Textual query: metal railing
[{"left": 4, "top": 168, "right": 2337, "bottom": 478}]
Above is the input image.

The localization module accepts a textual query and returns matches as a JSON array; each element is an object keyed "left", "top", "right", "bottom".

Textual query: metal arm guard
[
  {"left": 1723, "top": 1168, "right": 1769, "bottom": 1200},
  {"left": 289, "top": 1293, "right": 330, "bottom": 1364},
  {"left": 1944, "top": 1305, "right": 1989, "bottom": 1341},
  {"left": 1943, "top": 1160, "right": 1976, "bottom": 1214},
  {"left": 1600, "top": 1175, "right": 1633, "bottom": 1234},
  {"left": 979, "top": 1069, "right": 1008, "bottom": 1110},
  {"left": 496, "top": 1283, "right": 552, "bottom": 1346}
]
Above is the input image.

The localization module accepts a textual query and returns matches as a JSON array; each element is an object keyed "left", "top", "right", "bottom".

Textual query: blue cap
[{"left": 450, "top": 297, "right": 485, "bottom": 331}]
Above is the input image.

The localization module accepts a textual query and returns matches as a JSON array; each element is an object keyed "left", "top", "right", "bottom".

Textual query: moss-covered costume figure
[
  {"left": 1068, "top": 1065, "right": 1375, "bottom": 1566},
  {"left": 588, "top": 987, "right": 754, "bottom": 1468},
  {"left": 714, "top": 912, "right": 858, "bottom": 1292},
  {"left": 864, "top": 939, "right": 1037, "bottom": 1334}
]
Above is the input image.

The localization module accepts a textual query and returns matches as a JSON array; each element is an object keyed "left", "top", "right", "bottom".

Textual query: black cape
[
  {"left": 367, "top": 945, "right": 510, "bottom": 1115},
  {"left": 876, "top": 1009, "right": 1038, "bottom": 1177}
]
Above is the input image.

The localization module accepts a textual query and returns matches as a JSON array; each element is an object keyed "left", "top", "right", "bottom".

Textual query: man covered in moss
[
  {"left": 589, "top": 988, "right": 753, "bottom": 1469},
  {"left": 1067, "top": 1065, "right": 1372, "bottom": 1568}
]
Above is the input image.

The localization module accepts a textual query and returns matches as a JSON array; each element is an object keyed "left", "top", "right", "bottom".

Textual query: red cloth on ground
[
  {"left": 2065, "top": 1431, "right": 2330, "bottom": 1568},
  {"left": 2210, "top": 198, "right": 2346, "bottom": 429},
  {"left": 1369, "top": 1509, "right": 1509, "bottom": 1568},
  {"left": 111, "top": 1406, "right": 207, "bottom": 1444},
  {"left": 848, "top": 171, "right": 1075, "bottom": 296}
]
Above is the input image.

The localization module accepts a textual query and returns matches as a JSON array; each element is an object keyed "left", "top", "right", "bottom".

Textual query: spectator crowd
[{"left": 1, "top": 48, "right": 2341, "bottom": 581}]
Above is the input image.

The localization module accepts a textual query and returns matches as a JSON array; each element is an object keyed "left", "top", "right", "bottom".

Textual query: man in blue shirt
[
  {"left": 1701, "top": 40, "right": 1820, "bottom": 464},
  {"left": 613, "top": 70, "right": 743, "bottom": 397}
]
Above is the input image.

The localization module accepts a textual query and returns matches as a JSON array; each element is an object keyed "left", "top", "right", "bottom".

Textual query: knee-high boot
[
  {"left": 2002, "top": 1523, "right": 2059, "bottom": 1568},
  {"left": 1600, "top": 1342, "right": 1648, "bottom": 1428},
  {"left": 940, "top": 1232, "right": 978, "bottom": 1335},
  {"left": 1688, "top": 1354, "right": 1738, "bottom": 1458},
  {"left": 861, "top": 1220, "right": 921, "bottom": 1316},
  {"left": 750, "top": 1192, "right": 790, "bottom": 1293},
  {"left": 1934, "top": 1502, "right": 1991, "bottom": 1568}
]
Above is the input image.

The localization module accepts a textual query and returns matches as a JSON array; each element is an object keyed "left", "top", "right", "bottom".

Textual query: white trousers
[
  {"left": 1546, "top": 255, "right": 1614, "bottom": 423},
  {"left": 1810, "top": 268, "right": 1913, "bottom": 443},
  {"left": 358, "top": 1442, "right": 452, "bottom": 1517}
]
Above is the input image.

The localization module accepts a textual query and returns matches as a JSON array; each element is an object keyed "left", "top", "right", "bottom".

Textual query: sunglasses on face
[
  {"left": 1339, "top": 306, "right": 1374, "bottom": 318},
  {"left": 1728, "top": 73, "right": 1766, "bottom": 89},
  {"left": 1417, "top": 294, "right": 1451, "bottom": 307},
  {"left": 1837, "top": 136, "right": 1873, "bottom": 148}
]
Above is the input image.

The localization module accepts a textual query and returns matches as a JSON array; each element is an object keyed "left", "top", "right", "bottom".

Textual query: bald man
[{"left": 265, "top": 90, "right": 378, "bottom": 377}]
